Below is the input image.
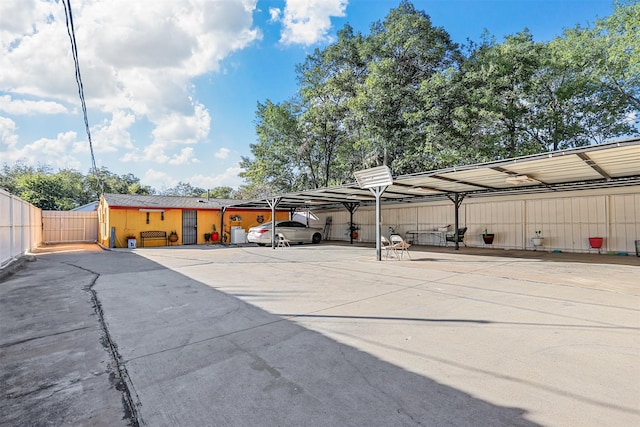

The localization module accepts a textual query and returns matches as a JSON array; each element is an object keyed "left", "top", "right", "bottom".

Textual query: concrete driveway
[{"left": 2, "top": 243, "right": 639, "bottom": 426}]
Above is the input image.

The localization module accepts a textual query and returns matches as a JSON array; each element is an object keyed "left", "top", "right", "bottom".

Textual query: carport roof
[{"left": 229, "top": 137, "right": 640, "bottom": 210}]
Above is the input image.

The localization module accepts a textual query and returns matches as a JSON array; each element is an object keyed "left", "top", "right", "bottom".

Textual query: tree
[
  {"left": 240, "top": 100, "right": 304, "bottom": 195},
  {"left": 86, "top": 167, "right": 153, "bottom": 198},
  {"left": 208, "top": 187, "right": 235, "bottom": 199},
  {"left": 557, "top": 1, "right": 639, "bottom": 112},
  {"left": 1, "top": 163, "right": 152, "bottom": 209},
  {"left": 160, "top": 182, "right": 206, "bottom": 197},
  {"left": 351, "top": 0, "right": 460, "bottom": 174}
]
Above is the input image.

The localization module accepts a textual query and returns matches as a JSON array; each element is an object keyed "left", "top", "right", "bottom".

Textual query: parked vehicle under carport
[{"left": 247, "top": 221, "right": 323, "bottom": 246}]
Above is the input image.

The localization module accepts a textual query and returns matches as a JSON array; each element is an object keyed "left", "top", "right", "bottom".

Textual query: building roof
[
  {"left": 71, "top": 201, "right": 99, "bottom": 211},
  {"left": 101, "top": 193, "right": 238, "bottom": 210},
  {"left": 228, "top": 137, "right": 640, "bottom": 210}
]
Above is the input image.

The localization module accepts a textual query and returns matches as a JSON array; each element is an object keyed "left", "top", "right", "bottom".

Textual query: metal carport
[{"left": 229, "top": 138, "right": 640, "bottom": 253}]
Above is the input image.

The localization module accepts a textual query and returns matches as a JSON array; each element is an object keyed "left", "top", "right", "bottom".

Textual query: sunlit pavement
[{"left": 2, "top": 242, "right": 638, "bottom": 426}]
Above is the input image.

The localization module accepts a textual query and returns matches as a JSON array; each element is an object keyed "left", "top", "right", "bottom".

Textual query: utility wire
[{"left": 62, "top": 0, "right": 103, "bottom": 195}]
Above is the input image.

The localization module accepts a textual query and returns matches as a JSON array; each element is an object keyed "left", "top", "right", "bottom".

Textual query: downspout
[{"left": 220, "top": 206, "right": 226, "bottom": 244}]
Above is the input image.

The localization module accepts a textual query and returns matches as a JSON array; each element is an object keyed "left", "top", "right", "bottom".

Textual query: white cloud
[
  {"left": 0, "top": 116, "right": 19, "bottom": 149},
  {"left": 269, "top": 7, "right": 282, "bottom": 23},
  {"left": 168, "top": 147, "right": 199, "bottom": 165},
  {"left": 0, "top": 95, "right": 68, "bottom": 115},
  {"left": 0, "top": 128, "right": 84, "bottom": 170},
  {"left": 1, "top": 0, "right": 259, "bottom": 169},
  {"left": 189, "top": 166, "right": 245, "bottom": 189},
  {"left": 215, "top": 148, "right": 230, "bottom": 159},
  {"left": 279, "top": 0, "right": 348, "bottom": 45},
  {"left": 92, "top": 111, "right": 136, "bottom": 152},
  {"left": 142, "top": 168, "right": 178, "bottom": 190},
  {"left": 0, "top": 0, "right": 37, "bottom": 39},
  {"left": 151, "top": 103, "right": 211, "bottom": 146}
]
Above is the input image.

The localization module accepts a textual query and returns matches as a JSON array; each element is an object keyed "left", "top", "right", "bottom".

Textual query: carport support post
[
  {"left": 267, "top": 197, "right": 281, "bottom": 249},
  {"left": 342, "top": 202, "right": 359, "bottom": 245},
  {"left": 446, "top": 192, "right": 466, "bottom": 250},
  {"left": 368, "top": 186, "right": 387, "bottom": 261}
]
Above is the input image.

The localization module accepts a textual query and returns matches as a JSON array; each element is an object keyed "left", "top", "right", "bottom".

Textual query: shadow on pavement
[{"left": 3, "top": 245, "right": 539, "bottom": 426}]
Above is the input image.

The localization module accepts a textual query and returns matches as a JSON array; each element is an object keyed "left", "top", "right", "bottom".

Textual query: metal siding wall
[
  {"left": 610, "top": 194, "right": 640, "bottom": 253},
  {"left": 314, "top": 186, "right": 639, "bottom": 253},
  {"left": 465, "top": 200, "right": 522, "bottom": 248}
]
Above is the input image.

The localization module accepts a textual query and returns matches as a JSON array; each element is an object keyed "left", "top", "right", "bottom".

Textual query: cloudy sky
[{"left": 0, "top": 0, "right": 613, "bottom": 192}]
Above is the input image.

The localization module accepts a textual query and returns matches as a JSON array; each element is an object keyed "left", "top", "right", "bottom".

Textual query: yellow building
[{"left": 98, "top": 194, "right": 288, "bottom": 248}]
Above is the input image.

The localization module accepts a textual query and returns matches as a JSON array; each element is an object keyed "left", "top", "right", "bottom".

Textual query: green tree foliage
[
  {"left": 239, "top": 100, "right": 304, "bottom": 195},
  {"left": 160, "top": 181, "right": 207, "bottom": 197},
  {"left": 1, "top": 163, "right": 152, "bottom": 210},
  {"left": 354, "top": 1, "right": 460, "bottom": 174},
  {"left": 240, "top": 1, "right": 637, "bottom": 195},
  {"left": 86, "top": 167, "right": 153, "bottom": 197},
  {"left": 556, "top": 0, "right": 639, "bottom": 112}
]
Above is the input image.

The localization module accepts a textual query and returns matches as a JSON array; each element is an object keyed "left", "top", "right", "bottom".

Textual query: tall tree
[
  {"left": 351, "top": 0, "right": 460, "bottom": 174},
  {"left": 239, "top": 100, "right": 303, "bottom": 195}
]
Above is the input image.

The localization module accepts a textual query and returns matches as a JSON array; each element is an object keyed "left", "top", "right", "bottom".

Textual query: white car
[{"left": 247, "top": 221, "right": 323, "bottom": 246}]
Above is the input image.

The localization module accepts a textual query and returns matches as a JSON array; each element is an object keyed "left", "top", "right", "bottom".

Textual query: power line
[{"left": 62, "top": 0, "right": 103, "bottom": 194}]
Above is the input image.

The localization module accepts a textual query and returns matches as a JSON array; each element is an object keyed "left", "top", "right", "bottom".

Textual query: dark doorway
[{"left": 182, "top": 210, "right": 197, "bottom": 245}]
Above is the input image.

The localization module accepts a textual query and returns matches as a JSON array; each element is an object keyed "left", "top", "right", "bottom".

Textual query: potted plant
[
  {"left": 531, "top": 230, "right": 544, "bottom": 247},
  {"left": 211, "top": 225, "right": 219, "bottom": 242},
  {"left": 168, "top": 231, "right": 179, "bottom": 243},
  {"left": 482, "top": 228, "right": 495, "bottom": 244},
  {"left": 348, "top": 224, "right": 359, "bottom": 239}
]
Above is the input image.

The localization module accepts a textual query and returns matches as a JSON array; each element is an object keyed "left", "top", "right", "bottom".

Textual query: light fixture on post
[{"left": 354, "top": 165, "right": 394, "bottom": 261}]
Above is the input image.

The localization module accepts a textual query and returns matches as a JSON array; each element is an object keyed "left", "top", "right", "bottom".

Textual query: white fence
[
  {"left": 0, "top": 189, "right": 42, "bottom": 268},
  {"left": 42, "top": 211, "right": 98, "bottom": 244}
]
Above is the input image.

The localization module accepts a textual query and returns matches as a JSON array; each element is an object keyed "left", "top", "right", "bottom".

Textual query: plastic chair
[
  {"left": 445, "top": 227, "right": 467, "bottom": 247},
  {"left": 390, "top": 234, "right": 411, "bottom": 259},
  {"left": 276, "top": 233, "right": 290, "bottom": 248}
]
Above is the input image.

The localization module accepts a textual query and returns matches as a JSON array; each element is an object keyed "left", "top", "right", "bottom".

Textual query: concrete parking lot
[{"left": 1, "top": 243, "right": 639, "bottom": 426}]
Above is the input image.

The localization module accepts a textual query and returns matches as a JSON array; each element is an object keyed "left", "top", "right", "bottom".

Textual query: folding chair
[
  {"left": 381, "top": 236, "right": 396, "bottom": 259},
  {"left": 390, "top": 234, "right": 411, "bottom": 259},
  {"left": 276, "top": 233, "right": 290, "bottom": 248}
]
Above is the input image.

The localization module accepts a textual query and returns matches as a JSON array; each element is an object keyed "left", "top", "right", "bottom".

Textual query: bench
[{"left": 140, "top": 231, "right": 168, "bottom": 247}]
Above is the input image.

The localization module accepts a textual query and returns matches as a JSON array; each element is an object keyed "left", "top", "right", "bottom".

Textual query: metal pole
[
  {"left": 266, "top": 197, "right": 281, "bottom": 249},
  {"left": 369, "top": 186, "right": 387, "bottom": 261},
  {"left": 447, "top": 193, "right": 466, "bottom": 251}
]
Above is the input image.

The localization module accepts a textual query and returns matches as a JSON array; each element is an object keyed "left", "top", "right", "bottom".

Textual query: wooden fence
[{"left": 42, "top": 211, "right": 98, "bottom": 244}]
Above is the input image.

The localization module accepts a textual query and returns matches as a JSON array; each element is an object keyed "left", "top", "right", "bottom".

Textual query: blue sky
[{"left": 0, "top": 0, "right": 615, "bottom": 192}]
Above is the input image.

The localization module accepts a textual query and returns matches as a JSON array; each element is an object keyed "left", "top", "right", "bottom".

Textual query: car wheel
[{"left": 312, "top": 233, "right": 322, "bottom": 244}]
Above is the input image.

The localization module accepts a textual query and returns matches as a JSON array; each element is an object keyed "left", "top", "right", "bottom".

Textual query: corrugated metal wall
[
  {"left": 316, "top": 187, "right": 640, "bottom": 254},
  {"left": 42, "top": 211, "right": 98, "bottom": 244}
]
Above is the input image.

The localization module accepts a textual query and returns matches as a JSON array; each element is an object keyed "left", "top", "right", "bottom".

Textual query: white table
[{"left": 405, "top": 230, "right": 446, "bottom": 246}]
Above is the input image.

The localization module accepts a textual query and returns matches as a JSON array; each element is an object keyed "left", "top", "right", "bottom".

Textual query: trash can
[{"left": 230, "top": 226, "right": 246, "bottom": 244}]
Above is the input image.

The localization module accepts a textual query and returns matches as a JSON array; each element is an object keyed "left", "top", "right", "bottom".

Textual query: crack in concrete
[{"left": 65, "top": 261, "right": 143, "bottom": 427}]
